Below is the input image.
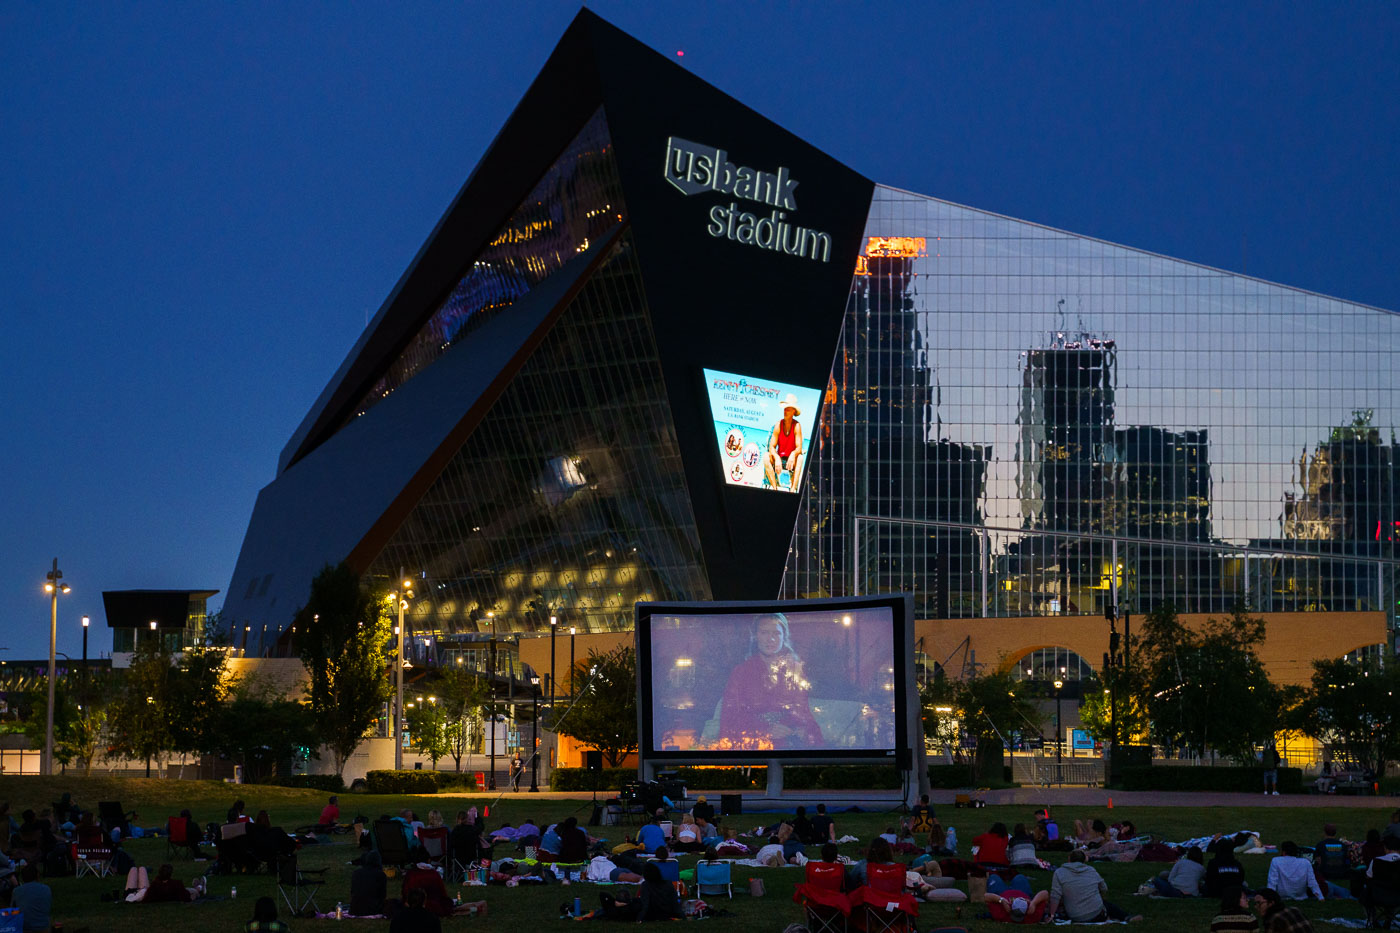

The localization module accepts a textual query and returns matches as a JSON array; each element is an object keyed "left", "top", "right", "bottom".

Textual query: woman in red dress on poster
[{"left": 718, "top": 613, "right": 823, "bottom": 749}]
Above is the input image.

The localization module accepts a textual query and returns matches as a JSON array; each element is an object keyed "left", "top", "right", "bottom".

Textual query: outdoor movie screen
[
  {"left": 646, "top": 605, "right": 898, "bottom": 754},
  {"left": 702, "top": 368, "right": 822, "bottom": 494}
]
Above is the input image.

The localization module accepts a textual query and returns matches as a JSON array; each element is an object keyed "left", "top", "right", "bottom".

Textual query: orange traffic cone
[
  {"left": 1107, "top": 797, "right": 1114, "bottom": 809},
  {"left": 484, "top": 805, "right": 490, "bottom": 818}
]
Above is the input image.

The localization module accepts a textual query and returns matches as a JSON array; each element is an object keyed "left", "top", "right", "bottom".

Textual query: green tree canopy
[
  {"left": 1136, "top": 602, "right": 1285, "bottom": 762},
  {"left": 431, "top": 667, "right": 490, "bottom": 772},
  {"left": 552, "top": 646, "right": 636, "bottom": 767},
  {"left": 295, "top": 563, "right": 393, "bottom": 776},
  {"left": 1291, "top": 656, "right": 1400, "bottom": 776}
]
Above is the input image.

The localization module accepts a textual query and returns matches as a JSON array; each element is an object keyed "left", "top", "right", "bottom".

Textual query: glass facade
[
  {"left": 366, "top": 228, "right": 713, "bottom": 637},
  {"left": 784, "top": 186, "right": 1400, "bottom": 632},
  {"left": 344, "top": 108, "right": 626, "bottom": 427}
]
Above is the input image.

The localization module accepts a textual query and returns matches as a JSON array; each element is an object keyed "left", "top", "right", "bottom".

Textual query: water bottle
[{"left": 573, "top": 896, "right": 582, "bottom": 917}]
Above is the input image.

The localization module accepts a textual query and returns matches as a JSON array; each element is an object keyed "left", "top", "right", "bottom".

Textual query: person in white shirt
[{"left": 1266, "top": 841, "right": 1325, "bottom": 900}]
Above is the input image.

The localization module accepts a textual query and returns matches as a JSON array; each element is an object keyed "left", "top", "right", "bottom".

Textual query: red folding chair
[
  {"left": 419, "top": 826, "right": 449, "bottom": 868},
  {"left": 856, "top": 862, "right": 918, "bottom": 933},
  {"left": 74, "top": 826, "right": 114, "bottom": 879},
  {"left": 794, "top": 861, "right": 851, "bottom": 933},
  {"left": 166, "top": 815, "right": 192, "bottom": 859}
]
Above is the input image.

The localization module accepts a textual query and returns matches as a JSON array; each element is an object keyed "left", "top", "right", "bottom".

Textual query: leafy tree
[
  {"left": 920, "top": 669, "right": 1042, "bottom": 780},
  {"left": 406, "top": 695, "right": 451, "bottom": 769},
  {"left": 1136, "top": 602, "right": 1284, "bottom": 762},
  {"left": 1077, "top": 671, "right": 1150, "bottom": 747},
  {"left": 107, "top": 645, "right": 176, "bottom": 775},
  {"left": 210, "top": 686, "right": 319, "bottom": 784},
  {"left": 1292, "top": 657, "right": 1400, "bottom": 776},
  {"left": 552, "top": 646, "right": 636, "bottom": 767},
  {"left": 167, "top": 644, "right": 230, "bottom": 757},
  {"left": 295, "top": 563, "right": 393, "bottom": 775},
  {"left": 432, "top": 668, "right": 490, "bottom": 771}
]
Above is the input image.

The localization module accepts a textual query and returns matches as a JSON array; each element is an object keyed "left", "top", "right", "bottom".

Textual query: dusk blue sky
[{"left": 2, "top": 2, "right": 1397, "bottom": 660}]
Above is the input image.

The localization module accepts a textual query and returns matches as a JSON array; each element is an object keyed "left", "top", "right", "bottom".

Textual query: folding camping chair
[
  {"left": 419, "top": 826, "right": 449, "bottom": 869},
  {"left": 858, "top": 862, "right": 918, "bottom": 933},
  {"left": 794, "top": 861, "right": 849, "bottom": 933},
  {"left": 166, "top": 815, "right": 193, "bottom": 859},
  {"left": 73, "top": 826, "right": 114, "bottom": 879},
  {"left": 277, "top": 853, "right": 326, "bottom": 917},
  {"left": 1365, "top": 857, "right": 1400, "bottom": 930},
  {"left": 372, "top": 819, "right": 413, "bottom": 868},
  {"left": 655, "top": 859, "right": 681, "bottom": 883},
  {"left": 695, "top": 860, "right": 733, "bottom": 899},
  {"left": 98, "top": 801, "right": 134, "bottom": 841}
]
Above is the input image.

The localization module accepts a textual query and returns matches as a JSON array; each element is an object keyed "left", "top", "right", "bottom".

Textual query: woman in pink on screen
[{"left": 717, "top": 613, "right": 823, "bottom": 749}]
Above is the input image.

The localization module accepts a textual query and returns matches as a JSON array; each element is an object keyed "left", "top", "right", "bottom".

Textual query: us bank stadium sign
[{"left": 663, "top": 137, "right": 832, "bottom": 263}]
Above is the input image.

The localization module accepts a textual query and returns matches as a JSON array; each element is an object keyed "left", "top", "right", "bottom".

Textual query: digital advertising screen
[
  {"left": 702, "top": 368, "right": 822, "bottom": 493},
  {"left": 643, "top": 603, "right": 899, "bottom": 755}
]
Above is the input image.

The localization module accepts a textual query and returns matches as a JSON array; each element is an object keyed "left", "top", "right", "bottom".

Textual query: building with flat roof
[{"left": 220, "top": 10, "right": 1397, "bottom": 692}]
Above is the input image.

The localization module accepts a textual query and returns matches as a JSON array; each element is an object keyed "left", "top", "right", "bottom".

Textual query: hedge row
[
  {"left": 270, "top": 773, "right": 346, "bottom": 793},
  {"left": 549, "top": 765, "right": 907, "bottom": 791},
  {"left": 364, "top": 769, "right": 478, "bottom": 794},
  {"left": 1114, "top": 765, "right": 1304, "bottom": 794}
]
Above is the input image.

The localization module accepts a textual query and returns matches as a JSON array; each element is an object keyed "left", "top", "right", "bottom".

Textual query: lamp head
[
  {"left": 149, "top": 620, "right": 158, "bottom": 631},
  {"left": 81, "top": 615, "right": 90, "bottom": 628},
  {"left": 1054, "top": 679, "right": 1064, "bottom": 690},
  {"left": 61, "top": 585, "right": 71, "bottom": 594}
]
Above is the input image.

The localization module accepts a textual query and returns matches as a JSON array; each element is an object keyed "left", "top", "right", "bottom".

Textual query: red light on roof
[{"left": 676, "top": 50, "right": 684, "bottom": 57}]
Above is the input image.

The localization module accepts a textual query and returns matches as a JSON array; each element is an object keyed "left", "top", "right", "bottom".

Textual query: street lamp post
[
  {"left": 488, "top": 612, "right": 497, "bottom": 790},
  {"left": 393, "top": 577, "right": 414, "bottom": 771},
  {"left": 149, "top": 619, "right": 158, "bottom": 649},
  {"left": 1053, "top": 678, "right": 1064, "bottom": 769},
  {"left": 549, "top": 616, "right": 557, "bottom": 710},
  {"left": 81, "top": 615, "right": 89, "bottom": 668},
  {"left": 529, "top": 675, "right": 541, "bottom": 792},
  {"left": 569, "top": 626, "right": 576, "bottom": 699},
  {"left": 43, "top": 558, "right": 71, "bottom": 777}
]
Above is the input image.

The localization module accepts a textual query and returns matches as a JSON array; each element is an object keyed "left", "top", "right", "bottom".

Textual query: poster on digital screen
[
  {"left": 702, "top": 368, "right": 822, "bottom": 493},
  {"left": 647, "top": 606, "right": 898, "bottom": 753}
]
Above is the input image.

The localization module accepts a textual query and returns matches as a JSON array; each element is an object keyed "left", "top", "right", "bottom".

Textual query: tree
[
  {"left": 210, "top": 687, "right": 319, "bottom": 784},
  {"left": 1136, "top": 602, "right": 1284, "bottom": 762},
  {"left": 295, "top": 563, "right": 393, "bottom": 776},
  {"left": 552, "top": 646, "right": 637, "bottom": 767},
  {"left": 432, "top": 668, "right": 490, "bottom": 771},
  {"left": 107, "top": 645, "right": 176, "bottom": 775},
  {"left": 1292, "top": 657, "right": 1400, "bottom": 776},
  {"left": 167, "top": 644, "right": 230, "bottom": 759},
  {"left": 406, "top": 696, "right": 451, "bottom": 769},
  {"left": 1077, "top": 671, "right": 1150, "bottom": 747},
  {"left": 920, "top": 669, "right": 1042, "bottom": 780}
]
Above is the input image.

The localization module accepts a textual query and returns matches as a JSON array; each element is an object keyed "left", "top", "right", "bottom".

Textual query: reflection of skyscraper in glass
[
  {"left": 1017, "top": 332, "right": 1116, "bottom": 535},
  {"left": 1284, "top": 411, "right": 1398, "bottom": 549},
  {"left": 1114, "top": 426, "right": 1212, "bottom": 544},
  {"left": 787, "top": 237, "right": 989, "bottom": 619}
]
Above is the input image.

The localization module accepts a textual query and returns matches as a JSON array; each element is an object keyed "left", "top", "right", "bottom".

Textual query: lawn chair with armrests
[
  {"left": 166, "top": 816, "right": 194, "bottom": 860},
  {"left": 1366, "top": 857, "right": 1400, "bottom": 930},
  {"left": 276, "top": 852, "right": 326, "bottom": 917},
  {"left": 856, "top": 862, "right": 918, "bottom": 933},
  {"left": 419, "top": 826, "right": 449, "bottom": 869},
  {"left": 696, "top": 860, "right": 733, "bottom": 899},
  {"left": 97, "top": 801, "right": 134, "bottom": 841},
  {"left": 73, "top": 825, "right": 114, "bottom": 879},
  {"left": 794, "top": 861, "right": 850, "bottom": 933},
  {"left": 372, "top": 818, "right": 413, "bottom": 869}
]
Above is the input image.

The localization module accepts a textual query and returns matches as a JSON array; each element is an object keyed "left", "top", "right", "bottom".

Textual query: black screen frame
[{"left": 634, "top": 594, "right": 915, "bottom": 764}]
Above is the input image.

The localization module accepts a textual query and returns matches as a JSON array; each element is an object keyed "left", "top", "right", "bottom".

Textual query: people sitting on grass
[
  {"left": 846, "top": 836, "right": 897, "bottom": 887},
  {"left": 909, "top": 794, "right": 935, "bottom": 833},
  {"left": 972, "top": 821, "right": 1010, "bottom": 865},
  {"left": 715, "top": 828, "right": 750, "bottom": 858},
  {"left": 1251, "top": 887, "right": 1315, "bottom": 933},
  {"left": 1007, "top": 823, "right": 1039, "bottom": 867},
  {"left": 587, "top": 851, "right": 643, "bottom": 883},
  {"left": 143, "top": 862, "right": 202, "bottom": 902},
  {"left": 1073, "top": 818, "right": 1109, "bottom": 848},
  {"left": 1361, "top": 828, "right": 1387, "bottom": 866},
  {"left": 171, "top": 808, "right": 205, "bottom": 859},
  {"left": 228, "top": 799, "right": 248, "bottom": 824},
  {"left": 673, "top": 814, "right": 703, "bottom": 851},
  {"left": 316, "top": 795, "right": 340, "bottom": 832},
  {"left": 1210, "top": 886, "right": 1259, "bottom": 933},
  {"left": 350, "top": 850, "right": 387, "bottom": 917},
  {"left": 1047, "top": 849, "right": 1140, "bottom": 922},
  {"left": 1149, "top": 845, "right": 1205, "bottom": 897},
  {"left": 245, "top": 895, "right": 291, "bottom": 933},
  {"left": 633, "top": 862, "right": 683, "bottom": 922},
  {"left": 983, "top": 873, "right": 1049, "bottom": 923},
  {"left": 809, "top": 803, "right": 837, "bottom": 844},
  {"left": 691, "top": 795, "right": 716, "bottom": 825},
  {"left": 1312, "top": 822, "right": 1352, "bottom": 898},
  {"left": 451, "top": 810, "right": 491, "bottom": 866},
  {"left": 10, "top": 864, "right": 52, "bottom": 932},
  {"left": 636, "top": 813, "right": 666, "bottom": 855},
  {"left": 515, "top": 818, "right": 540, "bottom": 846},
  {"left": 390, "top": 886, "right": 442, "bottom": 933},
  {"left": 1266, "top": 841, "right": 1324, "bottom": 900},
  {"left": 1204, "top": 837, "right": 1248, "bottom": 898}
]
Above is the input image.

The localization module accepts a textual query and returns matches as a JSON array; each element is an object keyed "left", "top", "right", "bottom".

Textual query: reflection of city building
[{"left": 217, "top": 12, "right": 1396, "bottom": 698}]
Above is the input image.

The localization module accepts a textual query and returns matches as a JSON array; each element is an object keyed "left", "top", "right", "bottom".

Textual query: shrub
[
  {"left": 434, "top": 772, "right": 478, "bottom": 791},
  {"left": 1114, "top": 765, "right": 1304, "bottom": 793},
  {"left": 926, "top": 764, "right": 1017, "bottom": 789},
  {"left": 271, "top": 773, "right": 346, "bottom": 793},
  {"left": 550, "top": 768, "right": 636, "bottom": 791},
  {"left": 365, "top": 769, "right": 442, "bottom": 794}
]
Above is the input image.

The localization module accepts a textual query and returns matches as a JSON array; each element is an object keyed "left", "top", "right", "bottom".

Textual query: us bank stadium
[{"left": 220, "top": 10, "right": 1400, "bottom": 758}]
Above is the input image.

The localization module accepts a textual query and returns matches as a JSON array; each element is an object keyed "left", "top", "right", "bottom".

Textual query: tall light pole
[
  {"left": 488, "top": 612, "right": 497, "bottom": 790},
  {"left": 43, "top": 559, "right": 71, "bottom": 777},
  {"left": 1053, "top": 678, "right": 1064, "bottom": 768},
  {"left": 393, "top": 578, "right": 414, "bottom": 770},
  {"left": 549, "top": 616, "right": 557, "bottom": 710},
  {"left": 81, "top": 615, "right": 89, "bottom": 668},
  {"left": 569, "top": 626, "right": 576, "bottom": 699},
  {"left": 149, "top": 619, "right": 158, "bottom": 649},
  {"left": 529, "top": 675, "right": 541, "bottom": 792}
]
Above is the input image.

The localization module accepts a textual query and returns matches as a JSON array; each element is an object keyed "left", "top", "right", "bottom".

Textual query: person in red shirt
[
  {"left": 318, "top": 795, "right": 340, "bottom": 829},
  {"left": 144, "top": 863, "right": 195, "bottom": 902},
  {"left": 973, "top": 822, "right": 1011, "bottom": 865}
]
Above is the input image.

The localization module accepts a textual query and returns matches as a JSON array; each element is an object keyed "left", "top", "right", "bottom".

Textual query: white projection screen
[{"left": 636, "top": 596, "right": 916, "bottom": 763}]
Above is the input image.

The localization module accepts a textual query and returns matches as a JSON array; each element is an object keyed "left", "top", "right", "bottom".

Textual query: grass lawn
[{"left": 0, "top": 776, "right": 1383, "bottom": 933}]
